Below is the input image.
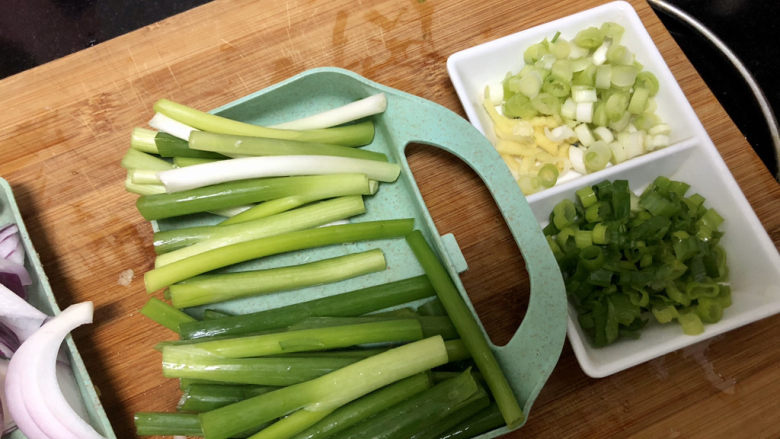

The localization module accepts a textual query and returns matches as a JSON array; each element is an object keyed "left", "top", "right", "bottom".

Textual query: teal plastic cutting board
[
  {"left": 155, "top": 67, "right": 568, "bottom": 436},
  {"left": 0, "top": 178, "right": 116, "bottom": 439}
]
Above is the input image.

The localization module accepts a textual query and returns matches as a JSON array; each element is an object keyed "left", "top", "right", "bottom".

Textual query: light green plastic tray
[
  {"left": 0, "top": 178, "right": 116, "bottom": 439},
  {"left": 155, "top": 67, "right": 568, "bottom": 436}
]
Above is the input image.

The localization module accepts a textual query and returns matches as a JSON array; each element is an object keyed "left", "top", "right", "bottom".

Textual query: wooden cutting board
[{"left": 0, "top": 0, "right": 777, "bottom": 437}]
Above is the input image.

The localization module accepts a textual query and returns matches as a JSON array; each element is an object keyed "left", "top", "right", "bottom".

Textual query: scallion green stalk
[
  {"left": 121, "top": 148, "right": 173, "bottom": 171},
  {"left": 132, "top": 127, "right": 226, "bottom": 159},
  {"left": 405, "top": 231, "right": 524, "bottom": 429},
  {"left": 179, "top": 275, "right": 434, "bottom": 339},
  {"left": 178, "top": 383, "right": 277, "bottom": 412},
  {"left": 144, "top": 219, "right": 413, "bottom": 292},
  {"left": 438, "top": 403, "right": 505, "bottom": 439},
  {"left": 247, "top": 409, "right": 335, "bottom": 439},
  {"left": 290, "top": 373, "right": 432, "bottom": 439},
  {"left": 162, "top": 349, "right": 361, "bottom": 386},
  {"left": 136, "top": 173, "right": 371, "bottom": 220},
  {"left": 140, "top": 297, "right": 195, "bottom": 333},
  {"left": 285, "top": 315, "right": 458, "bottom": 340},
  {"left": 337, "top": 370, "right": 480, "bottom": 439},
  {"left": 189, "top": 131, "right": 387, "bottom": 161},
  {"left": 409, "top": 386, "right": 491, "bottom": 439},
  {"left": 154, "top": 195, "right": 366, "bottom": 263},
  {"left": 416, "top": 297, "right": 447, "bottom": 316},
  {"left": 153, "top": 99, "right": 375, "bottom": 146},
  {"left": 168, "top": 249, "right": 387, "bottom": 308},
  {"left": 154, "top": 194, "right": 367, "bottom": 254},
  {"left": 168, "top": 319, "right": 423, "bottom": 358},
  {"left": 134, "top": 412, "right": 203, "bottom": 437},
  {"left": 219, "top": 179, "right": 379, "bottom": 226},
  {"left": 218, "top": 195, "right": 317, "bottom": 226},
  {"left": 198, "top": 336, "right": 449, "bottom": 439}
]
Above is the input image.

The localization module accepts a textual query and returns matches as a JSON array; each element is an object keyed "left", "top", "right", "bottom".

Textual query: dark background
[{"left": 0, "top": 0, "right": 777, "bottom": 176}]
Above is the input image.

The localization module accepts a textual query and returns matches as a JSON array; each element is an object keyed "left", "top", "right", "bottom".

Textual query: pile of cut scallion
[
  {"left": 543, "top": 177, "right": 730, "bottom": 346},
  {"left": 483, "top": 22, "right": 672, "bottom": 195},
  {"left": 122, "top": 94, "right": 524, "bottom": 438}
]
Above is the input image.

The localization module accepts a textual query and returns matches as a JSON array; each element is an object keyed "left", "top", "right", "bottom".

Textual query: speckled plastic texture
[
  {"left": 153, "top": 67, "right": 568, "bottom": 436},
  {"left": 0, "top": 178, "right": 116, "bottom": 439}
]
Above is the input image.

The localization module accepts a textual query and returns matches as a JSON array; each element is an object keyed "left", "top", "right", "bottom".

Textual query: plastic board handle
[{"left": 380, "top": 89, "right": 567, "bottom": 412}]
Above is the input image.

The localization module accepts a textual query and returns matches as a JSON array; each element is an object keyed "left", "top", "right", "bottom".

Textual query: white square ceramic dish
[{"left": 447, "top": 1, "right": 780, "bottom": 378}]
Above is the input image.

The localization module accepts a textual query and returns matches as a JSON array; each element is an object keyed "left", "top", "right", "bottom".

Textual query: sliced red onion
[
  {"left": 5, "top": 302, "right": 105, "bottom": 439},
  {"left": 0, "top": 341, "right": 14, "bottom": 358},
  {"left": 0, "top": 229, "right": 20, "bottom": 258},
  {"left": 5, "top": 245, "right": 25, "bottom": 266},
  {"left": 0, "top": 224, "right": 18, "bottom": 243},
  {"left": 56, "top": 360, "right": 90, "bottom": 423},
  {"left": 0, "top": 284, "right": 47, "bottom": 342},
  {"left": 0, "top": 272, "right": 25, "bottom": 298},
  {"left": 0, "top": 224, "right": 25, "bottom": 265},
  {"left": 0, "top": 223, "right": 29, "bottom": 287},
  {"left": 1, "top": 358, "right": 17, "bottom": 435},
  {"left": 0, "top": 323, "right": 20, "bottom": 356},
  {"left": 0, "top": 258, "right": 31, "bottom": 286}
]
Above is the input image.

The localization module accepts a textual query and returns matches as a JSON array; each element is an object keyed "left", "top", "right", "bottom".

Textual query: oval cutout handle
[{"left": 378, "top": 88, "right": 568, "bottom": 413}]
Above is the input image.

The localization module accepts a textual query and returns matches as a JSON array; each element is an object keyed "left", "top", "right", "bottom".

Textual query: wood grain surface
[{"left": 1, "top": 0, "right": 778, "bottom": 438}]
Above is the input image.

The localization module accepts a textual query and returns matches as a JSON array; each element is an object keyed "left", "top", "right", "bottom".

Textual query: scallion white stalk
[
  {"left": 271, "top": 94, "right": 387, "bottom": 130},
  {"left": 124, "top": 176, "right": 167, "bottom": 196},
  {"left": 129, "top": 169, "right": 162, "bottom": 185},
  {"left": 149, "top": 113, "right": 199, "bottom": 141},
  {"left": 157, "top": 155, "right": 401, "bottom": 193},
  {"left": 130, "top": 127, "right": 158, "bottom": 153},
  {"left": 120, "top": 148, "right": 173, "bottom": 171}
]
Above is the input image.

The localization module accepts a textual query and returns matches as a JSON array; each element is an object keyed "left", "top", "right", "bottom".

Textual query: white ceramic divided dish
[
  {"left": 447, "top": 1, "right": 780, "bottom": 377},
  {"left": 446, "top": 0, "right": 697, "bottom": 196}
]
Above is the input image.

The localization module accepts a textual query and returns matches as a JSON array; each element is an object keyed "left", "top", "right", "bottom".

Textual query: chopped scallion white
[
  {"left": 575, "top": 102, "right": 594, "bottom": 123},
  {"left": 574, "top": 123, "right": 595, "bottom": 146}
]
